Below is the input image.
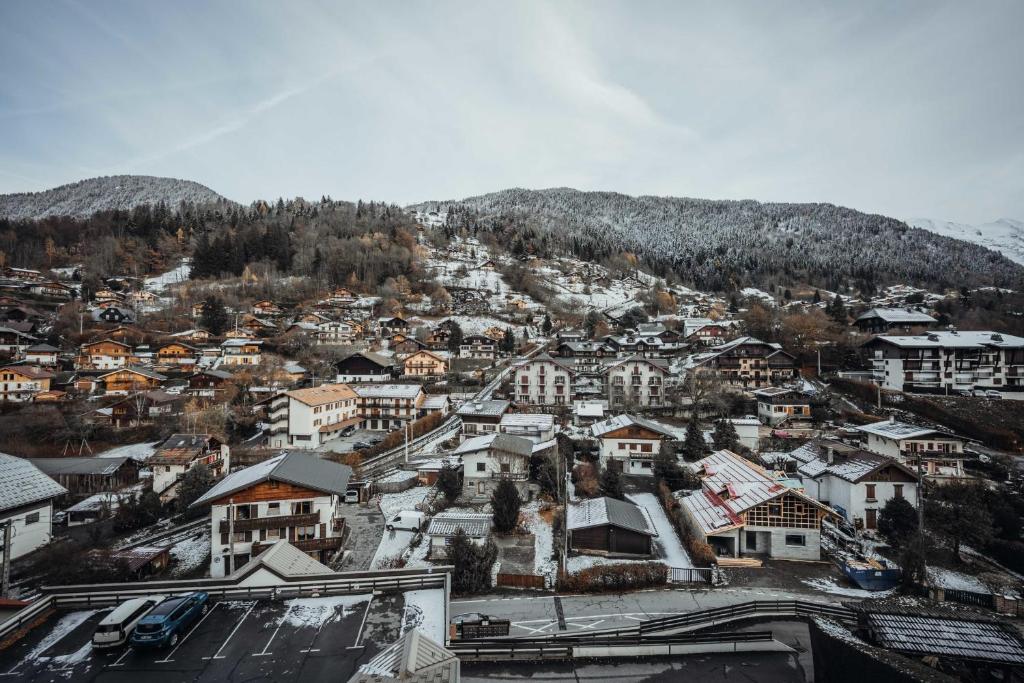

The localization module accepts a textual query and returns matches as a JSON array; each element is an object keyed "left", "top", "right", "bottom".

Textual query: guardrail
[
  {"left": 0, "top": 566, "right": 452, "bottom": 642},
  {"left": 114, "top": 517, "right": 208, "bottom": 551},
  {"left": 636, "top": 600, "right": 856, "bottom": 635}
]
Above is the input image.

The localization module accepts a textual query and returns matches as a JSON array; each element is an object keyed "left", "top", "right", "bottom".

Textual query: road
[{"left": 450, "top": 586, "right": 847, "bottom": 637}]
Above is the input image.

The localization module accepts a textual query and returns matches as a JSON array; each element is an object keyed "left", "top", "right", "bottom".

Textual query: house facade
[
  {"left": 0, "top": 365, "right": 53, "bottom": 401},
  {"left": 353, "top": 384, "right": 425, "bottom": 430},
  {"left": 855, "top": 417, "right": 968, "bottom": 481},
  {"left": 457, "top": 399, "right": 511, "bottom": 440},
  {"left": 221, "top": 339, "right": 263, "bottom": 366},
  {"left": 602, "top": 357, "right": 669, "bottom": 409},
  {"left": 454, "top": 433, "right": 533, "bottom": 501},
  {"left": 266, "top": 383, "right": 360, "bottom": 449},
  {"left": 498, "top": 413, "right": 556, "bottom": 444},
  {"left": 0, "top": 453, "right": 67, "bottom": 560},
  {"left": 688, "top": 337, "right": 799, "bottom": 389},
  {"left": 515, "top": 354, "right": 575, "bottom": 406},
  {"left": 77, "top": 339, "right": 133, "bottom": 370},
  {"left": 754, "top": 387, "right": 811, "bottom": 426},
  {"left": 403, "top": 349, "right": 448, "bottom": 377},
  {"left": 150, "top": 434, "right": 230, "bottom": 500},
  {"left": 567, "top": 496, "right": 656, "bottom": 558},
  {"left": 591, "top": 414, "right": 676, "bottom": 476},
  {"left": 335, "top": 351, "right": 398, "bottom": 383},
  {"left": 853, "top": 308, "right": 937, "bottom": 335}
]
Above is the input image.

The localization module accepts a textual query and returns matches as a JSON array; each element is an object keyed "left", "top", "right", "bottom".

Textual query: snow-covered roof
[
  {"left": 355, "top": 629, "right": 459, "bottom": 683},
  {"left": 0, "top": 452, "right": 68, "bottom": 513},
  {"left": 590, "top": 414, "right": 675, "bottom": 439},
  {"left": 499, "top": 413, "right": 554, "bottom": 430},
  {"left": 855, "top": 418, "right": 961, "bottom": 441},
  {"left": 855, "top": 308, "right": 937, "bottom": 324},
  {"left": 192, "top": 452, "right": 351, "bottom": 507},
  {"left": 453, "top": 433, "right": 533, "bottom": 458},
  {"left": 66, "top": 492, "right": 122, "bottom": 513},
  {"left": 353, "top": 384, "right": 424, "bottom": 399},
  {"left": 230, "top": 539, "right": 333, "bottom": 579},
  {"left": 573, "top": 401, "right": 607, "bottom": 417},
  {"left": 27, "top": 456, "right": 135, "bottom": 476},
  {"left": 869, "top": 331, "right": 1024, "bottom": 349},
  {"left": 456, "top": 399, "right": 510, "bottom": 418},
  {"left": 426, "top": 512, "right": 492, "bottom": 537},
  {"left": 567, "top": 496, "right": 656, "bottom": 536}
]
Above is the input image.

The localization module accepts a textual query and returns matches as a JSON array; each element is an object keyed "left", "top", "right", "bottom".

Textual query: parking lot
[
  {"left": 315, "top": 429, "right": 386, "bottom": 455},
  {"left": 0, "top": 588, "right": 444, "bottom": 682}
]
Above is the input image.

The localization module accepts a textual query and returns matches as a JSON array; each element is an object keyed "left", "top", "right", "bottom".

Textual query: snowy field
[
  {"left": 927, "top": 566, "right": 989, "bottom": 592},
  {"left": 280, "top": 594, "right": 371, "bottom": 629},
  {"left": 371, "top": 487, "right": 433, "bottom": 570},
  {"left": 519, "top": 502, "right": 556, "bottom": 583},
  {"left": 96, "top": 441, "right": 159, "bottom": 459},
  {"left": 168, "top": 531, "right": 211, "bottom": 577},
  {"left": 625, "top": 493, "right": 694, "bottom": 569},
  {"left": 144, "top": 258, "right": 190, "bottom": 292}
]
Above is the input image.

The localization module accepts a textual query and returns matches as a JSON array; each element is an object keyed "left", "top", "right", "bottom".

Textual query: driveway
[{"left": 333, "top": 503, "right": 384, "bottom": 570}]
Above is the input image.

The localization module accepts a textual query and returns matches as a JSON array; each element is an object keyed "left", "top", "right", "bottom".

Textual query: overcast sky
[{"left": 1, "top": 1, "right": 1022, "bottom": 223}]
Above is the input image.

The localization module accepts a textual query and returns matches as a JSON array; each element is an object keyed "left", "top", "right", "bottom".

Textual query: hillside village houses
[
  {"left": 754, "top": 386, "right": 812, "bottom": 426},
  {"left": 191, "top": 451, "right": 352, "bottom": 577},
  {"left": 0, "top": 365, "right": 54, "bottom": 401},
  {"left": 335, "top": 351, "right": 399, "bottom": 383},
  {"left": 853, "top": 307, "right": 938, "bottom": 335},
  {"left": 354, "top": 383, "right": 426, "bottom": 431}
]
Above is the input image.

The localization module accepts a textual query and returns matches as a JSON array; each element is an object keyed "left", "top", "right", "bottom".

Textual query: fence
[
  {"left": 496, "top": 572, "right": 546, "bottom": 589},
  {"left": 0, "top": 566, "right": 452, "bottom": 642},
  {"left": 942, "top": 588, "right": 995, "bottom": 609},
  {"left": 668, "top": 567, "right": 714, "bottom": 585}
]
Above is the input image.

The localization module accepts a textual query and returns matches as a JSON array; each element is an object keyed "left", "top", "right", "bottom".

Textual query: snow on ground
[
  {"left": 378, "top": 486, "right": 432, "bottom": 519},
  {"left": 401, "top": 589, "right": 446, "bottom": 643},
  {"left": 626, "top": 493, "right": 693, "bottom": 569},
  {"left": 24, "top": 610, "right": 100, "bottom": 662},
  {"left": 371, "top": 529, "right": 417, "bottom": 569},
  {"left": 520, "top": 503, "right": 556, "bottom": 583},
  {"left": 927, "top": 566, "right": 989, "bottom": 592},
  {"left": 802, "top": 577, "right": 897, "bottom": 598},
  {"left": 168, "top": 531, "right": 210, "bottom": 577},
  {"left": 566, "top": 552, "right": 640, "bottom": 573},
  {"left": 280, "top": 594, "right": 372, "bottom": 629},
  {"left": 144, "top": 259, "right": 191, "bottom": 292},
  {"left": 96, "top": 441, "right": 160, "bottom": 459},
  {"left": 740, "top": 287, "right": 776, "bottom": 305}
]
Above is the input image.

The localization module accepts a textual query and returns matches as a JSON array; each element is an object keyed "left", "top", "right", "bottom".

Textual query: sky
[{"left": 1, "top": 1, "right": 1022, "bottom": 224}]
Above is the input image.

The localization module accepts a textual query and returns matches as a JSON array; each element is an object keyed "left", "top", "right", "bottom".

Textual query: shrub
[
  {"left": 686, "top": 540, "right": 718, "bottom": 567},
  {"left": 491, "top": 479, "right": 522, "bottom": 533},
  {"left": 562, "top": 562, "right": 667, "bottom": 593},
  {"left": 572, "top": 462, "right": 599, "bottom": 498}
]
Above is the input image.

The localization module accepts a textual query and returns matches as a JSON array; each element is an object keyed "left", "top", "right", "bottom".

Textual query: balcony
[
  {"left": 251, "top": 535, "right": 342, "bottom": 555},
  {"left": 488, "top": 471, "right": 529, "bottom": 481},
  {"left": 219, "top": 511, "right": 320, "bottom": 534}
]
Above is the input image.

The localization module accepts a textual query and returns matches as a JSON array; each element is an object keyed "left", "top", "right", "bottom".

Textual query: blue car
[{"left": 129, "top": 592, "right": 209, "bottom": 648}]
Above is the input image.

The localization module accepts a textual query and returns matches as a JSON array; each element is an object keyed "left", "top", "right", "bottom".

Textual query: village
[{"left": 1, "top": 216, "right": 1024, "bottom": 683}]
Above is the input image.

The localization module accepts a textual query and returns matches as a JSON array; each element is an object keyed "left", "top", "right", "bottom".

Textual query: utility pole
[
  {"left": 1, "top": 520, "right": 12, "bottom": 598},
  {"left": 227, "top": 499, "right": 235, "bottom": 575}
]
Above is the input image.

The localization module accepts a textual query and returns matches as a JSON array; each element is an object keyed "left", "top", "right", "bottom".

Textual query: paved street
[{"left": 451, "top": 586, "right": 847, "bottom": 637}]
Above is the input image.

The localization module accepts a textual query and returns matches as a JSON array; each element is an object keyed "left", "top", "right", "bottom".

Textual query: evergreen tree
[
  {"left": 437, "top": 464, "right": 462, "bottom": 501},
  {"left": 812, "top": 289, "right": 822, "bottom": 304},
  {"left": 446, "top": 322, "right": 464, "bottom": 353},
  {"left": 542, "top": 314, "right": 553, "bottom": 335},
  {"left": 584, "top": 311, "right": 601, "bottom": 339},
  {"left": 926, "top": 482, "right": 993, "bottom": 560},
  {"left": 877, "top": 497, "right": 918, "bottom": 548},
  {"left": 599, "top": 466, "right": 623, "bottom": 499},
  {"left": 711, "top": 419, "right": 740, "bottom": 451},
  {"left": 200, "top": 296, "right": 229, "bottom": 336},
  {"left": 828, "top": 294, "right": 847, "bottom": 323},
  {"left": 653, "top": 442, "right": 697, "bottom": 491},
  {"left": 681, "top": 421, "right": 707, "bottom": 462},
  {"left": 502, "top": 328, "right": 516, "bottom": 354},
  {"left": 491, "top": 479, "right": 522, "bottom": 532},
  {"left": 178, "top": 463, "right": 215, "bottom": 512}
]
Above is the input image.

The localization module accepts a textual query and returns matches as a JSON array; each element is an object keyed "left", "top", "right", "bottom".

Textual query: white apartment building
[
  {"left": 353, "top": 384, "right": 425, "bottom": 430},
  {"left": 855, "top": 417, "right": 968, "bottom": 481},
  {"left": 602, "top": 357, "right": 669, "bottom": 409},
  {"left": 515, "top": 354, "right": 575, "bottom": 407},
  {"left": 864, "top": 331, "right": 1024, "bottom": 394},
  {"left": 192, "top": 452, "right": 351, "bottom": 578},
  {"left": 267, "top": 384, "right": 360, "bottom": 449}
]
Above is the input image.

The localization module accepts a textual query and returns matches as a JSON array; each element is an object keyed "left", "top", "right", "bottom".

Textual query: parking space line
[
  {"left": 204, "top": 602, "right": 257, "bottom": 660},
  {"left": 352, "top": 596, "right": 375, "bottom": 647},
  {"left": 155, "top": 601, "right": 222, "bottom": 664},
  {"left": 252, "top": 605, "right": 292, "bottom": 657},
  {"left": 108, "top": 648, "right": 133, "bottom": 667}
]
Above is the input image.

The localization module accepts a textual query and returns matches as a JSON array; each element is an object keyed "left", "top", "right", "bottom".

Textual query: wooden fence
[{"left": 497, "top": 572, "right": 546, "bottom": 589}]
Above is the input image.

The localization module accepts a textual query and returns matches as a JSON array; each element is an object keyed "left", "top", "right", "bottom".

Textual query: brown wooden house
[{"left": 567, "top": 496, "right": 657, "bottom": 557}]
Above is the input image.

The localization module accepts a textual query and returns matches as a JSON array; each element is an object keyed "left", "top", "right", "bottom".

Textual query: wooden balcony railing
[{"left": 219, "top": 511, "right": 320, "bottom": 534}]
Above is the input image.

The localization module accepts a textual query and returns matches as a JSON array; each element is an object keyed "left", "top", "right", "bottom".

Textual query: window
[
  {"left": 893, "top": 484, "right": 904, "bottom": 499},
  {"left": 785, "top": 534, "right": 806, "bottom": 547},
  {"left": 618, "top": 443, "right": 626, "bottom": 450},
  {"left": 500, "top": 463, "right": 511, "bottom": 473},
  {"left": 267, "top": 502, "right": 281, "bottom": 516},
  {"left": 865, "top": 484, "right": 877, "bottom": 501},
  {"left": 476, "top": 462, "right": 486, "bottom": 472},
  {"left": 25, "top": 511, "right": 39, "bottom": 525},
  {"left": 292, "top": 501, "right": 313, "bottom": 515},
  {"left": 296, "top": 525, "right": 316, "bottom": 541}
]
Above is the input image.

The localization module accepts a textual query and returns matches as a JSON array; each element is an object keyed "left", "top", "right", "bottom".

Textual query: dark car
[
  {"left": 353, "top": 441, "right": 372, "bottom": 450},
  {"left": 129, "top": 592, "right": 209, "bottom": 648}
]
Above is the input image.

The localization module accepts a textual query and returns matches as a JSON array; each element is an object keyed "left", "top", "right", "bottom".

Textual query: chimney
[
  {"left": 889, "top": 414, "right": 896, "bottom": 424},
  {"left": 825, "top": 446, "right": 835, "bottom": 465}
]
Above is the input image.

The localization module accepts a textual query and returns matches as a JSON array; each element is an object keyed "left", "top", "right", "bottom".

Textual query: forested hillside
[
  {"left": 0, "top": 175, "right": 231, "bottom": 220},
  {"left": 412, "top": 188, "right": 1024, "bottom": 293}
]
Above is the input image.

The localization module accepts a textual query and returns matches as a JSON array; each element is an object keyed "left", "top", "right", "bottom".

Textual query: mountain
[
  {"left": 0, "top": 175, "right": 233, "bottom": 220},
  {"left": 411, "top": 188, "right": 1024, "bottom": 292},
  {"left": 908, "top": 218, "right": 1024, "bottom": 267}
]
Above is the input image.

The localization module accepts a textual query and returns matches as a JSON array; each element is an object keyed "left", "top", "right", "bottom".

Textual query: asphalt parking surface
[{"left": 0, "top": 591, "right": 419, "bottom": 683}]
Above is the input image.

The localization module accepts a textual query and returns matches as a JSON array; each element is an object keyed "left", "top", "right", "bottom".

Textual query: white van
[
  {"left": 93, "top": 595, "right": 166, "bottom": 649},
  {"left": 385, "top": 510, "right": 426, "bottom": 532}
]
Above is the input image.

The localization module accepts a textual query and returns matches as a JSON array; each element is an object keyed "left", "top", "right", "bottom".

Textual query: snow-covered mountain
[
  {"left": 412, "top": 188, "right": 1024, "bottom": 291},
  {"left": 0, "top": 175, "right": 232, "bottom": 220},
  {"left": 908, "top": 218, "right": 1024, "bottom": 266}
]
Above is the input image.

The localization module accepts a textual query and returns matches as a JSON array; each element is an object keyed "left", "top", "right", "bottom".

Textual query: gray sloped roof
[
  {"left": 865, "top": 612, "right": 1024, "bottom": 665},
  {"left": 567, "top": 496, "right": 656, "bottom": 536},
  {"left": 426, "top": 512, "right": 492, "bottom": 537},
  {"left": 26, "top": 456, "right": 134, "bottom": 476},
  {"left": 0, "top": 453, "right": 68, "bottom": 513},
  {"left": 230, "top": 539, "right": 333, "bottom": 580},
  {"left": 192, "top": 451, "right": 352, "bottom": 507}
]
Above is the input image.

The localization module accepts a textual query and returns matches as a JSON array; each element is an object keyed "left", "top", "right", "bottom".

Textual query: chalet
[
  {"left": 379, "top": 316, "right": 410, "bottom": 337},
  {"left": 251, "top": 300, "right": 283, "bottom": 316},
  {"left": 425, "top": 326, "right": 451, "bottom": 349},
  {"left": 107, "top": 390, "right": 183, "bottom": 427},
  {"left": 457, "top": 399, "right": 511, "bottom": 439},
  {"left": 23, "top": 344, "right": 60, "bottom": 366},
  {"left": 685, "top": 336, "right": 798, "bottom": 389},
  {"left": 459, "top": 335, "right": 497, "bottom": 360},
  {"left": 604, "top": 333, "right": 665, "bottom": 358},
  {"left": 0, "top": 365, "right": 54, "bottom": 402},
  {"left": 753, "top": 387, "right": 812, "bottom": 426},
  {"left": 426, "top": 512, "right": 492, "bottom": 560},
  {"left": 266, "top": 383, "right": 360, "bottom": 449},
  {"left": 591, "top": 414, "right": 676, "bottom": 476},
  {"left": 863, "top": 331, "right": 1024, "bottom": 394},
  {"left": 100, "top": 325, "right": 144, "bottom": 344},
  {"left": 65, "top": 493, "right": 122, "bottom": 526},
  {"left": 454, "top": 433, "right": 533, "bottom": 501},
  {"left": 422, "top": 394, "right": 451, "bottom": 416},
  {"left": 390, "top": 334, "right": 426, "bottom": 356},
  {"left": 189, "top": 369, "right": 234, "bottom": 399},
  {"left": 155, "top": 342, "right": 201, "bottom": 367},
  {"left": 2, "top": 266, "right": 43, "bottom": 281},
  {"left": 292, "top": 311, "right": 333, "bottom": 325},
  {"left": 403, "top": 349, "right": 448, "bottom": 377},
  {"left": 354, "top": 384, "right": 426, "bottom": 430},
  {"left": 316, "top": 320, "right": 358, "bottom": 345},
  {"left": 98, "top": 366, "right": 167, "bottom": 394},
  {"left": 514, "top": 354, "right": 575, "bottom": 407},
  {"left": 677, "top": 450, "right": 835, "bottom": 561},
  {"left": 27, "top": 456, "right": 140, "bottom": 497},
  {"left": 168, "top": 328, "right": 211, "bottom": 344},
  {"left": 335, "top": 351, "right": 399, "bottom": 383},
  {"left": 221, "top": 338, "right": 263, "bottom": 366},
  {"left": 325, "top": 288, "right": 357, "bottom": 305},
  {"left": 77, "top": 339, "right": 133, "bottom": 370},
  {"left": 555, "top": 341, "right": 613, "bottom": 374},
  {"left": 601, "top": 356, "right": 669, "bottom": 409},
  {"left": 91, "top": 306, "right": 136, "bottom": 324},
  {"left": 787, "top": 440, "right": 919, "bottom": 531},
  {"left": 567, "top": 496, "right": 657, "bottom": 558},
  {"left": 686, "top": 322, "right": 736, "bottom": 347},
  {"left": 0, "top": 326, "right": 36, "bottom": 355},
  {"left": 150, "top": 434, "right": 230, "bottom": 501},
  {"left": 240, "top": 315, "right": 278, "bottom": 336},
  {"left": 854, "top": 417, "right": 968, "bottom": 482},
  {"left": 0, "top": 453, "right": 67, "bottom": 560},
  {"left": 499, "top": 413, "right": 556, "bottom": 444},
  {"left": 556, "top": 329, "right": 586, "bottom": 343},
  {"left": 28, "top": 281, "right": 74, "bottom": 299},
  {"left": 192, "top": 452, "right": 352, "bottom": 576},
  {"left": 853, "top": 308, "right": 937, "bottom": 335},
  {"left": 572, "top": 400, "right": 607, "bottom": 426}
]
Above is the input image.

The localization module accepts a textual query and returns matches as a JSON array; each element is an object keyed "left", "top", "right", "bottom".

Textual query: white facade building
[
  {"left": 514, "top": 354, "right": 575, "bottom": 406},
  {"left": 267, "top": 384, "right": 360, "bottom": 449},
  {"left": 0, "top": 453, "right": 67, "bottom": 560}
]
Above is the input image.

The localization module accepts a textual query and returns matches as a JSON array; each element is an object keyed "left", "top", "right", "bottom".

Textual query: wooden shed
[{"left": 567, "top": 496, "right": 657, "bottom": 558}]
